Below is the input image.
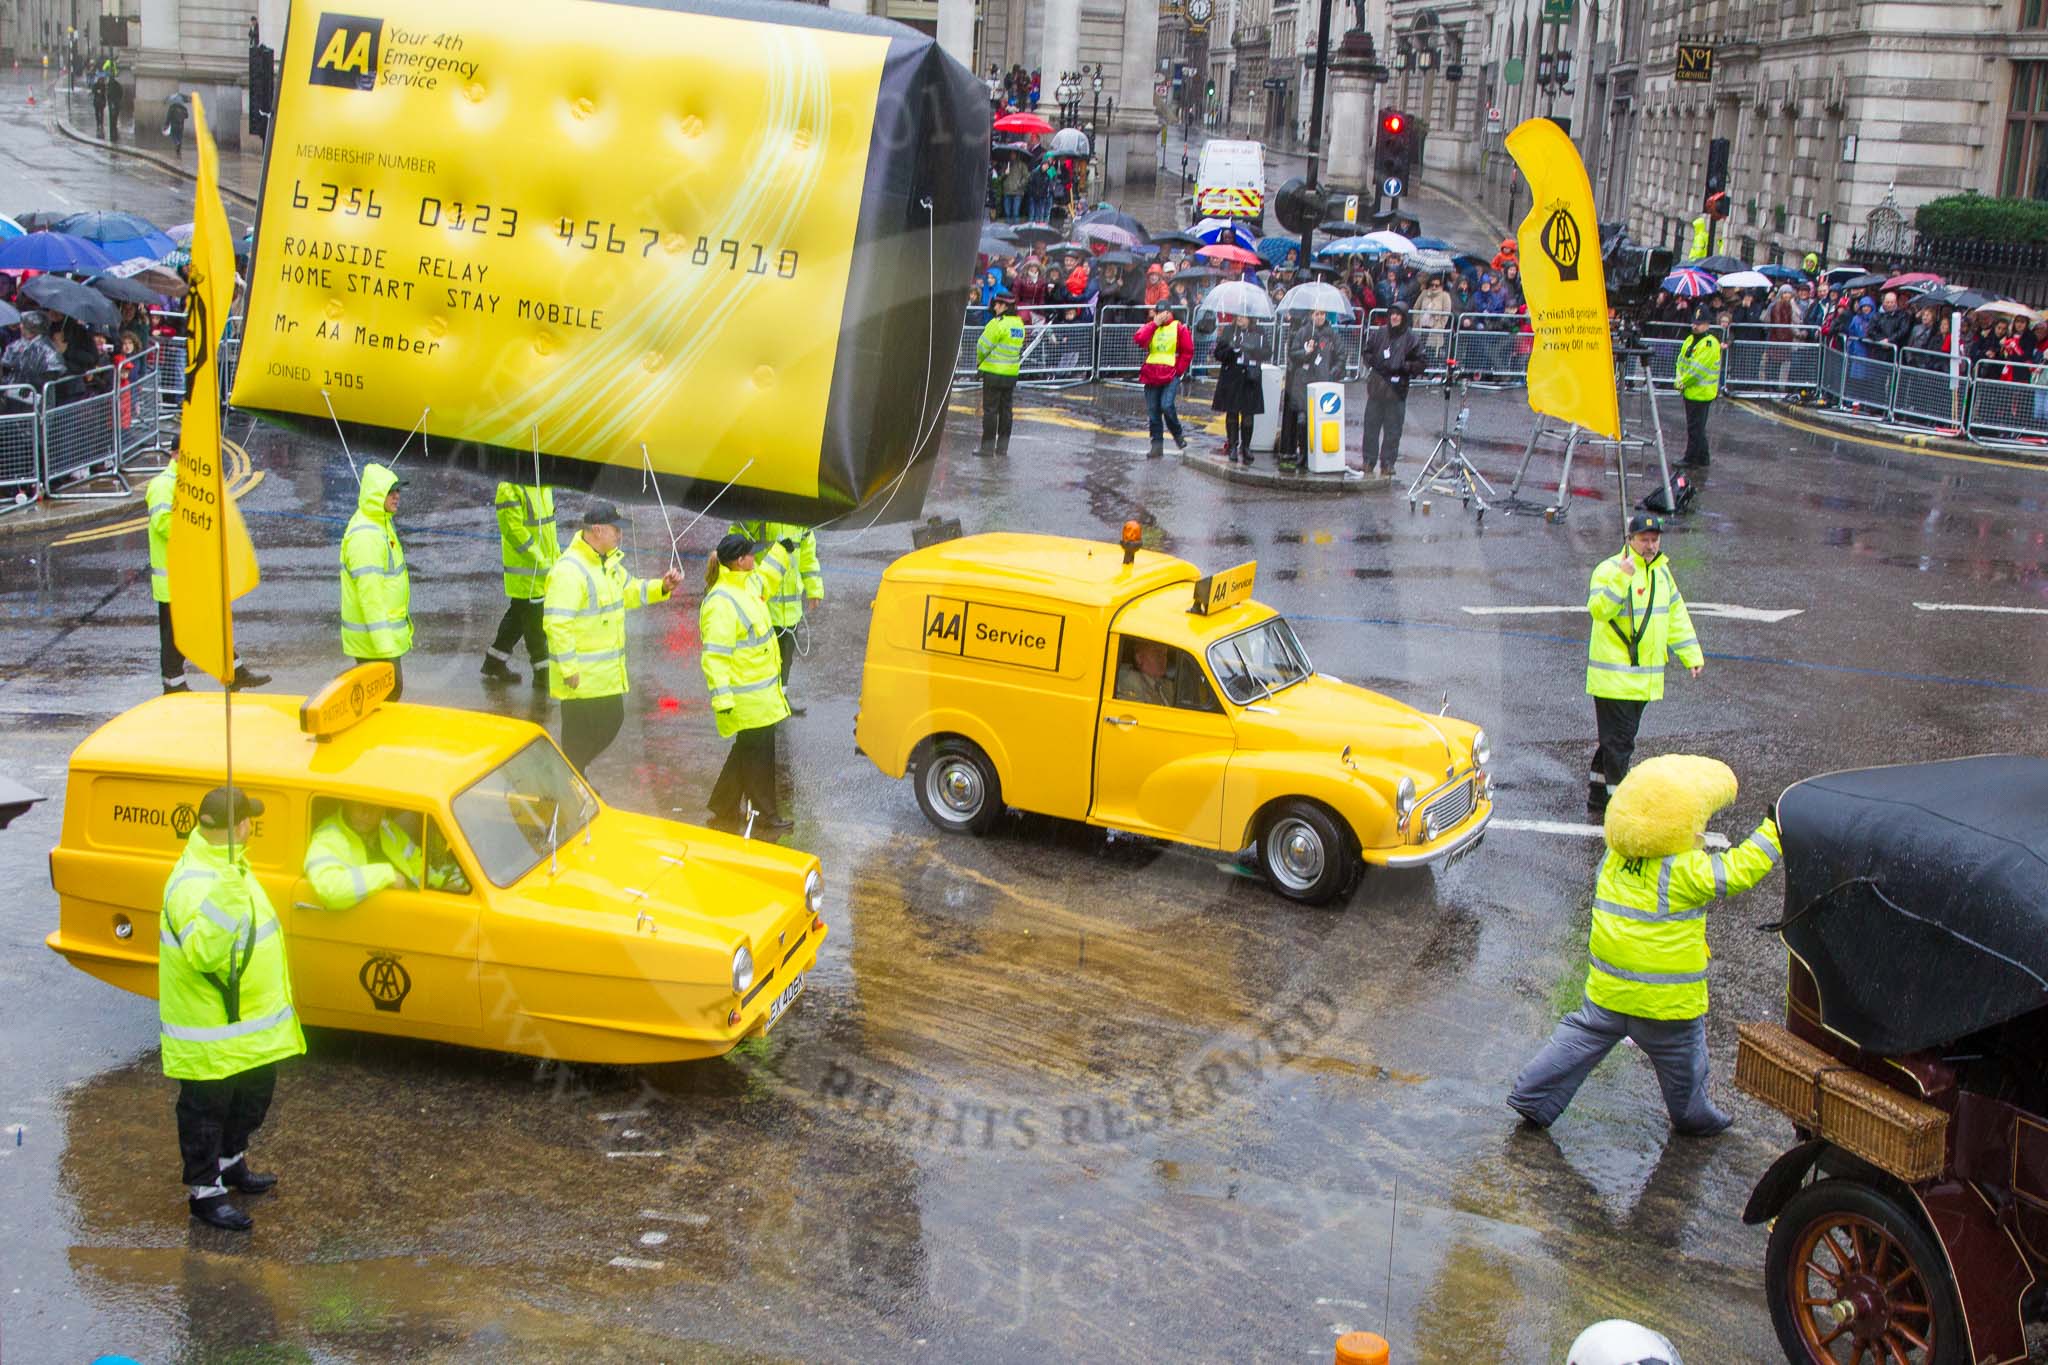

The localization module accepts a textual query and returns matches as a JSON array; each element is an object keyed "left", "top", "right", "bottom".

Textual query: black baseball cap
[
  {"left": 198, "top": 786, "right": 264, "bottom": 829},
  {"left": 1627, "top": 513, "right": 1665, "bottom": 535},
  {"left": 715, "top": 531, "right": 755, "bottom": 565},
  {"left": 582, "top": 500, "right": 622, "bottom": 527}
]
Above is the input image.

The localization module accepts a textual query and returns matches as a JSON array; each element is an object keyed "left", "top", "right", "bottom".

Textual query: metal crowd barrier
[
  {"left": 155, "top": 310, "right": 190, "bottom": 406},
  {"left": 1098, "top": 304, "right": 1183, "bottom": 385},
  {"left": 1016, "top": 318, "right": 1097, "bottom": 387},
  {"left": 1889, "top": 348, "right": 1970, "bottom": 431},
  {"left": 1724, "top": 324, "right": 1822, "bottom": 397},
  {"left": 39, "top": 346, "right": 163, "bottom": 500},
  {"left": 0, "top": 386, "right": 42, "bottom": 512},
  {"left": 1818, "top": 338, "right": 1901, "bottom": 420},
  {"left": 1966, "top": 360, "right": 2048, "bottom": 448},
  {"left": 1450, "top": 314, "right": 1529, "bottom": 386}
]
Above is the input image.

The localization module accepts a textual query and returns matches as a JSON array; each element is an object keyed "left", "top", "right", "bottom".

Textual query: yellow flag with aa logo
[
  {"left": 166, "top": 93, "right": 261, "bottom": 684},
  {"left": 1505, "top": 118, "right": 1618, "bottom": 439}
]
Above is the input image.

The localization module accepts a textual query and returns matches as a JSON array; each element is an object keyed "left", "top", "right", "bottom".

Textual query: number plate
[
  {"left": 1443, "top": 832, "right": 1484, "bottom": 870},
  {"left": 765, "top": 974, "right": 805, "bottom": 1028}
]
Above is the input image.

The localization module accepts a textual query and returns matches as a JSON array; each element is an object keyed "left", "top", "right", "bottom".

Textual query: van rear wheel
[
  {"left": 1257, "top": 801, "right": 1355, "bottom": 905},
  {"left": 913, "top": 738, "right": 1002, "bottom": 836}
]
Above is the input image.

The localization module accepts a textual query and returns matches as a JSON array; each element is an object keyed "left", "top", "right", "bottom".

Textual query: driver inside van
[
  {"left": 1115, "top": 639, "right": 1220, "bottom": 712},
  {"left": 305, "top": 799, "right": 402, "bottom": 910}
]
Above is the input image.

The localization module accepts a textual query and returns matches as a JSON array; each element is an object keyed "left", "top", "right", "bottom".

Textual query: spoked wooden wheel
[{"left": 1766, "top": 1180, "right": 1965, "bottom": 1365}]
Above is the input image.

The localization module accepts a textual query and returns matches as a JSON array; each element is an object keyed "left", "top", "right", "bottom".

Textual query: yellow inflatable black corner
[{"left": 234, "top": 0, "right": 986, "bottom": 523}]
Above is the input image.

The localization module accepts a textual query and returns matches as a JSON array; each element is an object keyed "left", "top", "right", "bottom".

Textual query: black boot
[
  {"left": 480, "top": 654, "right": 522, "bottom": 684},
  {"left": 995, "top": 437, "right": 1009, "bottom": 456},
  {"left": 189, "top": 1194, "right": 254, "bottom": 1231},
  {"left": 976, "top": 439, "right": 994, "bottom": 457},
  {"left": 163, "top": 679, "right": 190, "bottom": 695},
  {"left": 226, "top": 664, "right": 270, "bottom": 691},
  {"left": 1147, "top": 439, "right": 1164, "bottom": 460},
  {"left": 222, "top": 1160, "right": 278, "bottom": 1195}
]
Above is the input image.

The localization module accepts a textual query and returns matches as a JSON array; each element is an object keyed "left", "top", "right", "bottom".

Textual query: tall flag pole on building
[
  {"left": 165, "top": 94, "right": 261, "bottom": 849},
  {"left": 1504, "top": 118, "right": 1619, "bottom": 440}
]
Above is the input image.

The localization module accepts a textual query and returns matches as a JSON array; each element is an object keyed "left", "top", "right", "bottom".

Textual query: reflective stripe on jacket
[
  {"left": 976, "top": 314, "right": 1025, "bottom": 377},
  {"left": 542, "top": 531, "right": 668, "bottom": 700},
  {"left": 495, "top": 483, "right": 559, "bottom": 600},
  {"left": 1585, "top": 549, "right": 1702, "bottom": 701},
  {"left": 1585, "top": 819, "right": 1782, "bottom": 1019},
  {"left": 730, "top": 520, "right": 822, "bottom": 628},
  {"left": 1676, "top": 332, "right": 1722, "bottom": 401},
  {"left": 147, "top": 465, "right": 175, "bottom": 603},
  {"left": 339, "top": 464, "right": 412, "bottom": 659},
  {"left": 158, "top": 830, "right": 306, "bottom": 1080},
  {"left": 303, "top": 812, "right": 400, "bottom": 910},
  {"left": 699, "top": 565, "right": 789, "bottom": 739}
]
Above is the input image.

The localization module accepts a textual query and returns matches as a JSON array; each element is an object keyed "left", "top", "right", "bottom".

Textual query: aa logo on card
[{"left": 309, "top": 12, "right": 382, "bottom": 91}]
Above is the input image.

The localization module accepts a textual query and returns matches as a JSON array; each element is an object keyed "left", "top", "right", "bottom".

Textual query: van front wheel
[
  {"left": 913, "top": 738, "right": 1003, "bottom": 836},
  {"left": 1257, "top": 801, "right": 1355, "bottom": 905}
]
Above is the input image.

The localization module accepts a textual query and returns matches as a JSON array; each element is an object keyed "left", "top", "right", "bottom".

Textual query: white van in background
[{"left": 1193, "top": 139, "right": 1266, "bottom": 228}]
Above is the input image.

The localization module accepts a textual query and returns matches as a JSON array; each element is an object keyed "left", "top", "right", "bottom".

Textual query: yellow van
[
  {"left": 46, "top": 665, "right": 826, "bottom": 1064},
  {"left": 854, "top": 530, "right": 1491, "bottom": 903}
]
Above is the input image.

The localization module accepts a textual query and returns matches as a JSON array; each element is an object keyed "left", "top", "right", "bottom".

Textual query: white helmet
[{"left": 1566, "top": 1320, "right": 1682, "bottom": 1365}]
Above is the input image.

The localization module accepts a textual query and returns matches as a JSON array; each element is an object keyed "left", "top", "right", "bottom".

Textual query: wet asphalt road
[{"left": 7, "top": 90, "right": 2048, "bottom": 1365}]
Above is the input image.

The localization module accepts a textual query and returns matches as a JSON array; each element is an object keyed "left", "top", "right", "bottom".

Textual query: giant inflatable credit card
[{"left": 234, "top": 0, "right": 985, "bottom": 519}]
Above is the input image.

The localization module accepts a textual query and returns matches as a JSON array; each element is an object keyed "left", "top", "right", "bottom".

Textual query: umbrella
[
  {"left": 0, "top": 231, "right": 115, "bottom": 273},
  {"left": 1410, "top": 236, "right": 1453, "bottom": 250},
  {"left": 1278, "top": 281, "right": 1355, "bottom": 317},
  {"left": 108, "top": 259, "right": 188, "bottom": 297},
  {"left": 1048, "top": 127, "right": 1090, "bottom": 156},
  {"left": 983, "top": 221, "right": 1019, "bottom": 240},
  {"left": 1362, "top": 230, "right": 1415, "bottom": 255},
  {"left": 1078, "top": 222, "right": 1140, "bottom": 248},
  {"left": 0, "top": 214, "right": 23, "bottom": 240},
  {"left": 1317, "top": 219, "right": 1364, "bottom": 236},
  {"left": 1153, "top": 228, "right": 1204, "bottom": 247},
  {"left": 1884, "top": 271, "right": 1943, "bottom": 290},
  {"left": 1316, "top": 236, "right": 1385, "bottom": 257},
  {"left": 993, "top": 112, "right": 1055, "bottom": 135},
  {"left": 1076, "top": 206, "right": 1148, "bottom": 239},
  {"left": 1009, "top": 222, "right": 1062, "bottom": 244},
  {"left": 1821, "top": 265, "right": 1871, "bottom": 286},
  {"left": 1756, "top": 264, "right": 1809, "bottom": 283},
  {"left": 1096, "top": 249, "right": 1143, "bottom": 266},
  {"left": 1192, "top": 217, "right": 1258, "bottom": 251},
  {"left": 88, "top": 272, "right": 163, "bottom": 304},
  {"left": 1691, "top": 254, "right": 1744, "bottom": 273},
  {"left": 1973, "top": 299, "right": 2041, "bottom": 323},
  {"left": 1253, "top": 237, "right": 1303, "bottom": 267},
  {"left": 990, "top": 141, "right": 1036, "bottom": 160},
  {"left": 1715, "top": 269, "right": 1773, "bottom": 289},
  {"left": 1195, "top": 281, "right": 1277, "bottom": 320},
  {"left": 54, "top": 211, "right": 176, "bottom": 261},
  {"left": 978, "top": 234, "right": 1018, "bottom": 258},
  {"left": 0, "top": 299, "right": 18, "bottom": 328},
  {"left": 1169, "top": 267, "right": 1223, "bottom": 285},
  {"left": 13, "top": 210, "right": 69, "bottom": 232},
  {"left": 1661, "top": 268, "right": 1718, "bottom": 298},
  {"left": 1920, "top": 285, "right": 2000, "bottom": 312},
  {"left": 1839, "top": 273, "right": 1888, "bottom": 290},
  {"left": 1197, "top": 243, "right": 1261, "bottom": 266},
  {"left": 1409, "top": 250, "right": 1458, "bottom": 276},
  {"left": 21, "top": 274, "right": 123, "bottom": 334}
]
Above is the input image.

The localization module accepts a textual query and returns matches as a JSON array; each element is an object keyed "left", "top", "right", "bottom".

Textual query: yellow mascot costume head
[{"left": 1604, "top": 754, "right": 1739, "bottom": 859}]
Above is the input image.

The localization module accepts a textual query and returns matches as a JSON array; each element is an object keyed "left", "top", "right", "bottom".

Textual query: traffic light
[
  {"left": 1274, "top": 177, "right": 1331, "bottom": 235},
  {"left": 1704, "top": 136, "right": 1730, "bottom": 202},
  {"left": 1374, "top": 108, "right": 1413, "bottom": 190}
]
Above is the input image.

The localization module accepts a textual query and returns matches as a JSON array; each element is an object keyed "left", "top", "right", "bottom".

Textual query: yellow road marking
[
  {"left": 947, "top": 402, "right": 1227, "bottom": 438},
  {"left": 1730, "top": 399, "right": 2048, "bottom": 473},
  {"left": 52, "top": 439, "right": 260, "bottom": 547}
]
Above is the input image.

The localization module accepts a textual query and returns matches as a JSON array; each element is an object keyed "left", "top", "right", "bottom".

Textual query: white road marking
[
  {"left": 596, "top": 1109, "right": 647, "bottom": 1121},
  {"left": 639, "top": 1209, "right": 712, "bottom": 1226},
  {"left": 1492, "top": 818, "right": 1730, "bottom": 850},
  {"left": 638, "top": 1230, "right": 670, "bottom": 1247},
  {"left": 1313, "top": 1297, "right": 1378, "bottom": 1311},
  {"left": 605, "top": 1150, "right": 665, "bottom": 1159},
  {"left": 1460, "top": 603, "right": 1803, "bottom": 623},
  {"left": 1912, "top": 602, "right": 2048, "bottom": 615},
  {"left": 607, "top": 1256, "right": 666, "bottom": 1270}
]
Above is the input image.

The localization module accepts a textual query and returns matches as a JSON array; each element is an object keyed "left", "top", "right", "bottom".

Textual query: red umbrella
[
  {"left": 1197, "top": 243, "right": 1261, "bottom": 266},
  {"left": 1883, "top": 271, "right": 1944, "bottom": 290},
  {"left": 993, "top": 113, "right": 1055, "bottom": 135}
]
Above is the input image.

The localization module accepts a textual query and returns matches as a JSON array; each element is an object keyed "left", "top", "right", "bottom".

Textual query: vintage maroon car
[{"left": 1737, "top": 756, "right": 2048, "bottom": 1365}]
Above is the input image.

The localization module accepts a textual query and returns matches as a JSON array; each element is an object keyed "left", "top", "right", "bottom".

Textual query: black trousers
[
  {"left": 981, "top": 375, "right": 1015, "bottom": 443},
  {"left": 1360, "top": 396, "right": 1408, "bottom": 472},
  {"left": 1224, "top": 410, "right": 1252, "bottom": 449},
  {"left": 1278, "top": 396, "right": 1305, "bottom": 459},
  {"left": 1683, "top": 397, "right": 1712, "bottom": 464},
  {"left": 489, "top": 597, "right": 547, "bottom": 668},
  {"left": 774, "top": 627, "right": 797, "bottom": 686},
  {"left": 176, "top": 1063, "right": 276, "bottom": 1193},
  {"left": 1590, "top": 696, "right": 1648, "bottom": 798},
  {"left": 709, "top": 721, "right": 780, "bottom": 820},
  {"left": 560, "top": 693, "right": 626, "bottom": 776},
  {"left": 158, "top": 601, "right": 186, "bottom": 685},
  {"left": 350, "top": 656, "right": 403, "bottom": 702}
]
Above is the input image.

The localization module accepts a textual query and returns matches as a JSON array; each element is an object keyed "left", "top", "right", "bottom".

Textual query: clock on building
[{"left": 1187, "top": 0, "right": 1214, "bottom": 24}]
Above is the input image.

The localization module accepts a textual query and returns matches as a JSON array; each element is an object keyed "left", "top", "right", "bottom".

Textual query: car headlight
[
  {"left": 1471, "top": 728, "right": 1491, "bottom": 771},
  {"left": 732, "top": 944, "right": 755, "bottom": 996},
  {"left": 1395, "top": 776, "right": 1417, "bottom": 825},
  {"left": 805, "top": 868, "right": 824, "bottom": 916}
]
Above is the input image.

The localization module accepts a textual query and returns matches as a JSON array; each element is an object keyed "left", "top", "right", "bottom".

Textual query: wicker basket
[{"left": 1735, "top": 1021, "right": 1948, "bottom": 1183}]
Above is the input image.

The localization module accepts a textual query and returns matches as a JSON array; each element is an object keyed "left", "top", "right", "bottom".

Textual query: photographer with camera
[{"left": 1360, "top": 303, "right": 1426, "bottom": 479}]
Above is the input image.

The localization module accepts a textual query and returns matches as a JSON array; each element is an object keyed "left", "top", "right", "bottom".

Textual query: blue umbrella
[
  {"left": 1316, "top": 236, "right": 1385, "bottom": 257},
  {"left": 1756, "top": 263, "right": 1810, "bottom": 283},
  {"left": 1192, "top": 217, "right": 1257, "bottom": 253},
  {"left": 0, "top": 214, "right": 24, "bottom": 240},
  {"left": 1253, "top": 236, "right": 1303, "bottom": 267},
  {"left": 0, "top": 231, "right": 116, "bottom": 272},
  {"left": 54, "top": 211, "right": 176, "bottom": 263},
  {"left": 1411, "top": 236, "right": 1453, "bottom": 250},
  {"left": 1451, "top": 252, "right": 1487, "bottom": 284}
]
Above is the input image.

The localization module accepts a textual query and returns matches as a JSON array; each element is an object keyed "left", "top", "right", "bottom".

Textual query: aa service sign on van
[{"left": 234, "top": 0, "right": 985, "bottom": 521}]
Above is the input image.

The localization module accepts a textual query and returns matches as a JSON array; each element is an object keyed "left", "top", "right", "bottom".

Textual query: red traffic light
[{"left": 1382, "top": 113, "right": 1404, "bottom": 135}]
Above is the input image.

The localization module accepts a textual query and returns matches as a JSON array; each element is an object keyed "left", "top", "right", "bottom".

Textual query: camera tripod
[
  {"left": 1496, "top": 323, "right": 1676, "bottom": 532},
  {"left": 1406, "top": 361, "right": 1496, "bottom": 522}
]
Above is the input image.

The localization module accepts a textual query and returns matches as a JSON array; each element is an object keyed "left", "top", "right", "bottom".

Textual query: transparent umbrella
[
  {"left": 1362, "top": 230, "right": 1416, "bottom": 255},
  {"left": 1278, "top": 281, "right": 1355, "bottom": 317},
  {"left": 1048, "top": 127, "right": 1090, "bottom": 156},
  {"left": 1195, "top": 280, "right": 1277, "bottom": 320},
  {"left": 1408, "top": 250, "right": 1458, "bottom": 276}
]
